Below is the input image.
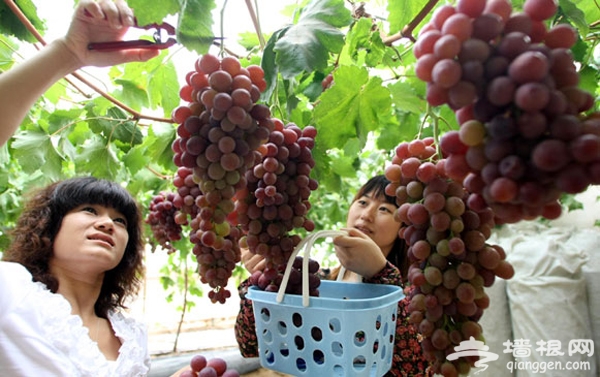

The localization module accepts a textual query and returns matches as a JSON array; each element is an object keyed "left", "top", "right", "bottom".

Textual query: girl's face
[
  {"left": 346, "top": 191, "right": 401, "bottom": 256},
  {"left": 50, "top": 204, "right": 129, "bottom": 276}
]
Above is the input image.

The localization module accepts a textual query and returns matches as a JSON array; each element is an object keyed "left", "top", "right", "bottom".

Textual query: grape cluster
[
  {"left": 414, "top": 0, "right": 599, "bottom": 224},
  {"left": 385, "top": 139, "right": 514, "bottom": 376},
  {"left": 249, "top": 256, "right": 321, "bottom": 296},
  {"left": 145, "top": 192, "right": 184, "bottom": 253},
  {"left": 179, "top": 355, "right": 240, "bottom": 377},
  {"left": 235, "top": 121, "right": 318, "bottom": 267},
  {"left": 171, "top": 54, "right": 273, "bottom": 303}
]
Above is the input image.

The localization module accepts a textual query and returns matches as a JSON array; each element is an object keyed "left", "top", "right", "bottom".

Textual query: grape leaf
[
  {"left": 149, "top": 66, "right": 180, "bottom": 118},
  {"left": 114, "top": 79, "right": 149, "bottom": 110},
  {"left": 261, "top": 27, "right": 290, "bottom": 101},
  {"left": 144, "top": 123, "right": 177, "bottom": 170},
  {"left": 87, "top": 106, "right": 143, "bottom": 147},
  {"left": 0, "top": 0, "right": 45, "bottom": 43},
  {"left": 127, "top": 0, "right": 180, "bottom": 26},
  {"left": 313, "top": 65, "right": 392, "bottom": 150},
  {"left": 177, "top": 0, "right": 216, "bottom": 54},
  {"left": 273, "top": 0, "right": 352, "bottom": 79},
  {"left": 386, "top": 0, "right": 426, "bottom": 35},
  {"left": 579, "top": 66, "right": 599, "bottom": 97},
  {"left": 0, "top": 35, "right": 18, "bottom": 71},
  {"left": 11, "top": 129, "right": 63, "bottom": 181},
  {"left": 346, "top": 18, "right": 386, "bottom": 68},
  {"left": 389, "top": 81, "right": 426, "bottom": 115},
  {"left": 75, "top": 136, "right": 122, "bottom": 179},
  {"left": 122, "top": 146, "right": 148, "bottom": 176},
  {"left": 558, "top": 0, "right": 590, "bottom": 35}
]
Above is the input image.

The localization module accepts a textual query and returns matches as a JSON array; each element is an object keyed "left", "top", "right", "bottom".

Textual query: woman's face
[
  {"left": 346, "top": 191, "right": 401, "bottom": 256},
  {"left": 50, "top": 204, "right": 129, "bottom": 276}
]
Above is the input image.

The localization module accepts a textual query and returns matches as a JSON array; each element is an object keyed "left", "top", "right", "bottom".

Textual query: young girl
[{"left": 234, "top": 175, "right": 433, "bottom": 376}]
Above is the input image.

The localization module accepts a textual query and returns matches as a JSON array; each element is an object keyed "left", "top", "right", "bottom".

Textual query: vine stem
[
  {"left": 4, "top": 0, "right": 173, "bottom": 124},
  {"left": 245, "top": 0, "right": 266, "bottom": 50},
  {"left": 381, "top": 0, "right": 440, "bottom": 45}
]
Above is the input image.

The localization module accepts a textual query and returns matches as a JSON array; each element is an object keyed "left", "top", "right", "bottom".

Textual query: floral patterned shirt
[{"left": 234, "top": 261, "right": 433, "bottom": 376}]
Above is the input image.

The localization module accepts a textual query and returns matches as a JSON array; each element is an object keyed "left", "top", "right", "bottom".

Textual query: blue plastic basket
[{"left": 247, "top": 280, "right": 404, "bottom": 376}]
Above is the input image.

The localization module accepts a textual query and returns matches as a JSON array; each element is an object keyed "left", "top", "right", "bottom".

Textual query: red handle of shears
[{"left": 83, "top": 9, "right": 177, "bottom": 51}]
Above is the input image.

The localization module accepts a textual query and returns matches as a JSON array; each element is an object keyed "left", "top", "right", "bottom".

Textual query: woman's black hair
[{"left": 48, "top": 177, "right": 140, "bottom": 242}]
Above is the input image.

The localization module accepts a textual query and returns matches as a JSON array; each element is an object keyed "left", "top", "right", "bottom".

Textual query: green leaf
[
  {"left": 114, "top": 79, "right": 149, "bottom": 110},
  {"left": 11, "top": 129, "right": 63, "bottom": 181},
  {"left": 87, "top": 107, "right": 143, "bottom": 147},
  {"left": 147, "top": 60, "right": 179, "bottom": 118},
  {"left": 144, "top": 123, "right": 176, "bottom": 169},
  {"left": 274, "top": 0, "right": 352, "bottom": 79},
  {"left": 261, "top": 27, "right": 289, "bottom": 100},
  {"left": 177, "top": 0, "right": 217, "bottom": 54},
  {"left": 75, "top": 136, "right": 121, "bottom": 179},
  {"left": 127, "top": 0, "right": 180, "bottom": 25},
  {"left": 0, "top": 35, "right": 18, "bottom": 71},
  {"left": 47, "top": 109, "right": 84, "bottom": 135},
  {"left": 386, "top": 0, "right": 425, "bottom": 35},
  {"left": 0, "top": 0, "right": 45, "bottom": 43},
  {"left": 346, "top": 18, "right": 386, "bottom": 67},
  {"left": 558, "top": 0, "right": 589, "bottom": 35},
  {"left": 122, "top": 146, "right": 148, "bottom": 176},
  {"left": 376, "top": 112, "right": 418, "bottom": 151},
  {"left": 329, "top": 153, "right": 356, "bottom": 177},
  {"left": 313, "top": 65, "right": 392, "bottom": 150},
  {"left": 388, "top": 81, "right": 426, "bottom": 115},
  {"left": 579, "top": 66, "right": 598, "bottom": 98}
]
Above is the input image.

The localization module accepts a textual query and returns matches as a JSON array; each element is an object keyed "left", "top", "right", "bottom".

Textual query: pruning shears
[{"left": 85, "top": 10, "right": 177, "bottom": 51}]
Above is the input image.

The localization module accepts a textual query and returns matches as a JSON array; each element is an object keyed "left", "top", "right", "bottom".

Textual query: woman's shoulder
[
  {"left": 108, "top": 310, "right": 147, "bottom": 336},
  {"left": 0, "top": 261, "right": 32, "bottom": 278},
  {"left": 108, "top": 310, "right": 150, "bottom": 375},
  {"left": 0, "top": 261, "right": 36, "bottom": 302}
]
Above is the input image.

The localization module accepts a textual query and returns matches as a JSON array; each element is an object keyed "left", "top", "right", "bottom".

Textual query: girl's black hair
[{"left": 48, "top": 177, "right": 140, "bottom": 242}]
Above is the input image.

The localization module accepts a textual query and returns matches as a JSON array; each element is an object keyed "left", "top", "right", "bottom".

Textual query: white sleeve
[{"left": 0, "top": 262, "right": 32, "bottom": 318}]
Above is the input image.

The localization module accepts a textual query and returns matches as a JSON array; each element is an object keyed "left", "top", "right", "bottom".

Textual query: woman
[
  {"left": 234, "top": 175, "right": 433, "bottom": 376},
  {"left": 0, "top": 0, "right": 159, "bottom": 375},
  {"left": 0, "top": 177, "right": 149, "bottom": 375}
]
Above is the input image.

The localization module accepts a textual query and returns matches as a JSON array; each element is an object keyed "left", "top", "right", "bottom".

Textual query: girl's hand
[
  {"left": 60, "top": 0, "right": 159, "bottom": 69},
  {"left": 241, "top": 248, "right": 266, "bottom": 274},
  {"left": 333, "top": 228, "right": 387, "bottom": 279}
]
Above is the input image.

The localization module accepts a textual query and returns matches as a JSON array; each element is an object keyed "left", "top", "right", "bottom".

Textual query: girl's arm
[{"left": 0, "top": 0, "right": 158, "bottom": 147}]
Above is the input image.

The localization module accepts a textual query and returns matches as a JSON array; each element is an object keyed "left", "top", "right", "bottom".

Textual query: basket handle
[{"left": 276, "top": 229, "right": 348, "bottom": 306}]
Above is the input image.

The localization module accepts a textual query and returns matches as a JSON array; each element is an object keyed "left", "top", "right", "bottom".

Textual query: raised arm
[{"left": 0, "top": 0, "right": 159, "bottom": 147}]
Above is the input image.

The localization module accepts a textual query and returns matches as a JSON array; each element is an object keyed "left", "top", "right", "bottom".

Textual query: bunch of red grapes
[
  {"left": 179, "top": 355, "right": 240, "bottom": 377},
  {"left": 236, "top": 120, "right": 318, "bottom": 267},
  {"left": 386, "top": 139, "right": 514, "bottom": 376},
  {"left": 249, "top": 255, "right": 322, "bottom": 296},
  {"left": 414, "top": 0, "right": 599, "bottom": 224},
  {"left": 145, "top": 191, "right": 184, "bottom": 253},
  {"left": 170, "top": 53, "right": 273, "bottom": 303}
]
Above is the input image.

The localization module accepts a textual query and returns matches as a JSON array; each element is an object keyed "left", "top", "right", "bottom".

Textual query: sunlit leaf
[
  {"left": 274, "top": 0, "right": 352, "bottom": 79},
  {"left": 313, "top": 65, "right": 392, "bottom": 150},
  {"left": 177, "top": 0, "right": 216, "bottom": 54}
]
